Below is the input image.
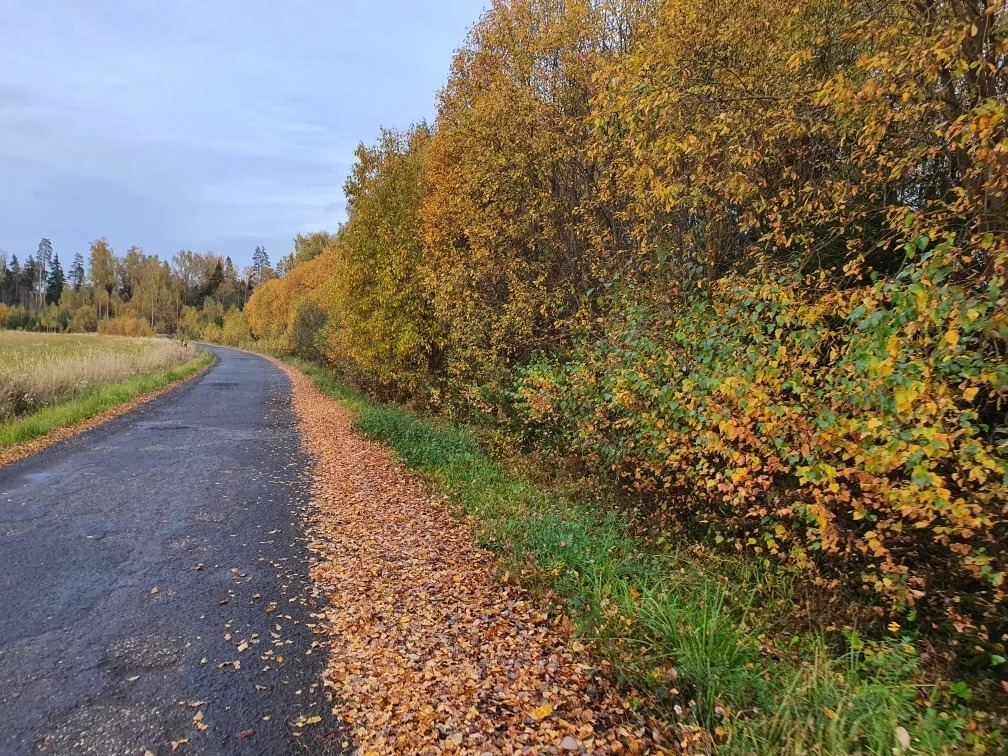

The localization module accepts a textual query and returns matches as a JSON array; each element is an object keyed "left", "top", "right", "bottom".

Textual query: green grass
[
  {"left": 0, "top": 347, "right": 213, "bottom": 449},
  {"left": 282, "top": 355, "right": 1000, "bottom": 754}
]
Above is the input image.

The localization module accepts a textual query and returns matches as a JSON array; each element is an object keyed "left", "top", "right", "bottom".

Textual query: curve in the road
[{"left": 0, "top": 346, "right": 348, "bottom": 756}]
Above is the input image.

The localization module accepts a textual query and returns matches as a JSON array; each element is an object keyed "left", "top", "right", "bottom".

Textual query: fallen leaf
[
  {"left": 236, "top": 729, "right": 255, "bottom": 740},
  {"left": 560, "top": 735, "right": 580, "bottom": 751},
  {"left": 193, "top": 711, "right": 209, "bottom": 732},
  {"left": 268, "top": 360, "right": 666, "bottom": 754},
  {"left": 534, "top": 703, "right": 554, "bottom": 720}
]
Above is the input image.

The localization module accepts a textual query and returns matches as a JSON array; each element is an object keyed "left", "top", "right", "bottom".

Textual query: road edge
[{"left": 0, "top": 350, "right": 217, "bottom": 469}]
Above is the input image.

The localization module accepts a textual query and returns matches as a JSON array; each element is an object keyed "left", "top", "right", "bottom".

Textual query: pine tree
[
  {"left": 204, "top": 259, "right": 224, "bottom": 297},
  {"left": 22, "top": 255, "right": 36, "bottom": 308},
  {"left": 36, "top": 238, "right": 53, "bottom": 308},
  {"left": 69, "top": 252, "right": 86, "bottom": 291},
  {"left": 252, "top": 245, "right": 270, "bottom": 283},
  {"left": 45, "top": 253, "right": 65, "bottom": 305}
]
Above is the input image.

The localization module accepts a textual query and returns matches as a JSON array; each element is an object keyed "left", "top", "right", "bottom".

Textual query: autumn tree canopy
[{"left": 246, "top": 0, "right": 1006, "bottom": 649}]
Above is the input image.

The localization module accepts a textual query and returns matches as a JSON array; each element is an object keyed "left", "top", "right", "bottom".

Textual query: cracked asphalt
[{"left": 0, "top": 346, "right": 348, "bottom": 755}]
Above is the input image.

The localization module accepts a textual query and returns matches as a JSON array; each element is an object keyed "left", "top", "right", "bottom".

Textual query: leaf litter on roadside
[{"left": 275, "top": 361, "right": 670, "bottom": 754}]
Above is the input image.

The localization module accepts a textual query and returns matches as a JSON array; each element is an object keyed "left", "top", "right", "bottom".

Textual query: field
[{"left": 0, "top": 331, "right": 210, "bottom": 449}]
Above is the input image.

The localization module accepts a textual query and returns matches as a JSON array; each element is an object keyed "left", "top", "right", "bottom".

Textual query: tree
[
  {"left": 293, "top": 231, "right": 335, "bottom": 266},
  {"left": 45, "top": 253, "right": 65, "bottom": 305},
  {"left": 22, "top": 255, "right": 37, "bottom": 309},
  {"left": 88, "top": 238, "right": 116, "bottom": 318},
  {"left": 69, "top": 252, "right": 85, "bottom": 291},
  {"left": 421, "top": 0, "right": 653, "bottom": 392},
  {"left": 252, "top": 246, "right": 270, "bottom": 284},
  {"left": 202, "top": 259, "right": 224, "bottom": 298},
  {"left": 118, "top": 245, "right": 146, "bottom": 300},
  {"left": 5, "top": 255, "right": 20, "bottom": 307},
  {"left": 276, "top": 253, "right": 295, "bottom": 277},
  {"left": 219, "top": 256, "right": 240, "bottom": 309},
  {"left": 35, "top": 238, "right": 52, "bottom": 309},
  {"left": 172, "top": 249, "right": 199, "bottom": 306}
]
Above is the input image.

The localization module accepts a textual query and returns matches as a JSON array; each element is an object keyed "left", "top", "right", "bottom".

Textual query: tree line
[
  {"left": 0, "top": 238, "right": 276, "bottom": 336},
  {"left": 240, "top": 0, "right": 1007, "bottom": 661}
]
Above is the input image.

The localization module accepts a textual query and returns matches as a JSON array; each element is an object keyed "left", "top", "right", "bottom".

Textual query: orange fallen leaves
[{"left": 277, "top": 361, "right": 668, "bottom": 754}]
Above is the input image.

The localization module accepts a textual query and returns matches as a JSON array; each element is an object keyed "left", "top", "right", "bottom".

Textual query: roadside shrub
[
  {"left": 68, "top": 305, "right": 98, "bottom": 333},
  {"left": 287, "top": 301, "right": 327, "bottom": 360},
  {"left": 513, "top": 241, "right": 1007, "bottom": 647},
  {"left": 98, "top": 317, "right": 154, "bottom": 337},
  {"left": 219, "top": 308, "right": 251, "bottom": 347},
  {"left": 176, "top": 305, "right": 203, "bottom": 340},
  {"left": 201, "top": 323, "right": 223, "bottom": 344}
]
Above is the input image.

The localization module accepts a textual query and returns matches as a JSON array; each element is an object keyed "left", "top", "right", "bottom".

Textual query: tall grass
[
  {"left": 0, "top": 336, "right": 196, "bottom": 421},
  {"left": 283, "top": 356, "right": 1000, "bottom": 754}
]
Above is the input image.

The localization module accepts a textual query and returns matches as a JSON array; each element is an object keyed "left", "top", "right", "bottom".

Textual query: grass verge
[
  {"left": 282, "top": 355, "right": 1002, "bottom": 754},
  {"left": 0, "top": 347, "right": 214, "bottom": 452}
]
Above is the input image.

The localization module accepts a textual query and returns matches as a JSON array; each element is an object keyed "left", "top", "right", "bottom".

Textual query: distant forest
[{"left": 0, "top": 236, "right": 292, "bottom": 338}]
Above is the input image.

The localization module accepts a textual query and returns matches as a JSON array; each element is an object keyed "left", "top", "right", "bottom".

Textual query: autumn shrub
[
  {"left": 5, "top": 307, "right": 28, "bottom": 330},
  {"left": 68, "top": 304, "right": 98, "bottom": 333},
  {"left": 219, "top": 308, "right": 251, "bottom": 347},
  {"left": 335, "top": 126, "right": 439, "bottom": 399},
  {"left": 287, "top": 301, "right": 326, "bottom": 360},
  {"left": 98, "top": 316, "right": 155, "bottom": 337},
  {"left": 176, "top": 305, "right": 203, "bottom": 340},
  {"left": 245, "top": 236, "right": 340, "bottom": 354},
  {"left": 512, "top": 240, "right": 1007, "bottom": 645},
  {"left": 201, "top": 323, "right": 223, "bottom": 344},
  {"left": 289, "top": 355, "right": 993, "bottom": 754}
]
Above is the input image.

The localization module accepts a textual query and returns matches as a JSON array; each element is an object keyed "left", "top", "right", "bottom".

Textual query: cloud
[{"left": 0, "top": 0, "right": 485, "bottom": 264}]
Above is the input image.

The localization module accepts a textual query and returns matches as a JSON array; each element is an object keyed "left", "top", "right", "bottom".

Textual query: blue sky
[{"left": 0, "top": 1, "right": 485, "bottom": 269}]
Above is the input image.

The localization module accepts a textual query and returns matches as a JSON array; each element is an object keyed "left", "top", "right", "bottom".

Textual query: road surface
[{"left": 0, "top": 347, "right": 347, "bottom": 755}]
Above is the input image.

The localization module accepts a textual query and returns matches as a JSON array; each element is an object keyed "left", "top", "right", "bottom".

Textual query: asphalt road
[{"left": 0, "top": 346, "right": 348, "bottom": 755}]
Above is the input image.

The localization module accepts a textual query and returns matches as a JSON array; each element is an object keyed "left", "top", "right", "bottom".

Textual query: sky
[{"left": 0, "top": 0, "right": 486, "bottom": 269}]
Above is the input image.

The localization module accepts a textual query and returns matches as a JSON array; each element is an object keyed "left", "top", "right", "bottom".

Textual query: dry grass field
[
  {"left": 0, "top": 331, "right": 211, "bottom": 452},
  {"left": 0, "top": 332, "right": 198, "bottom": 421}
]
